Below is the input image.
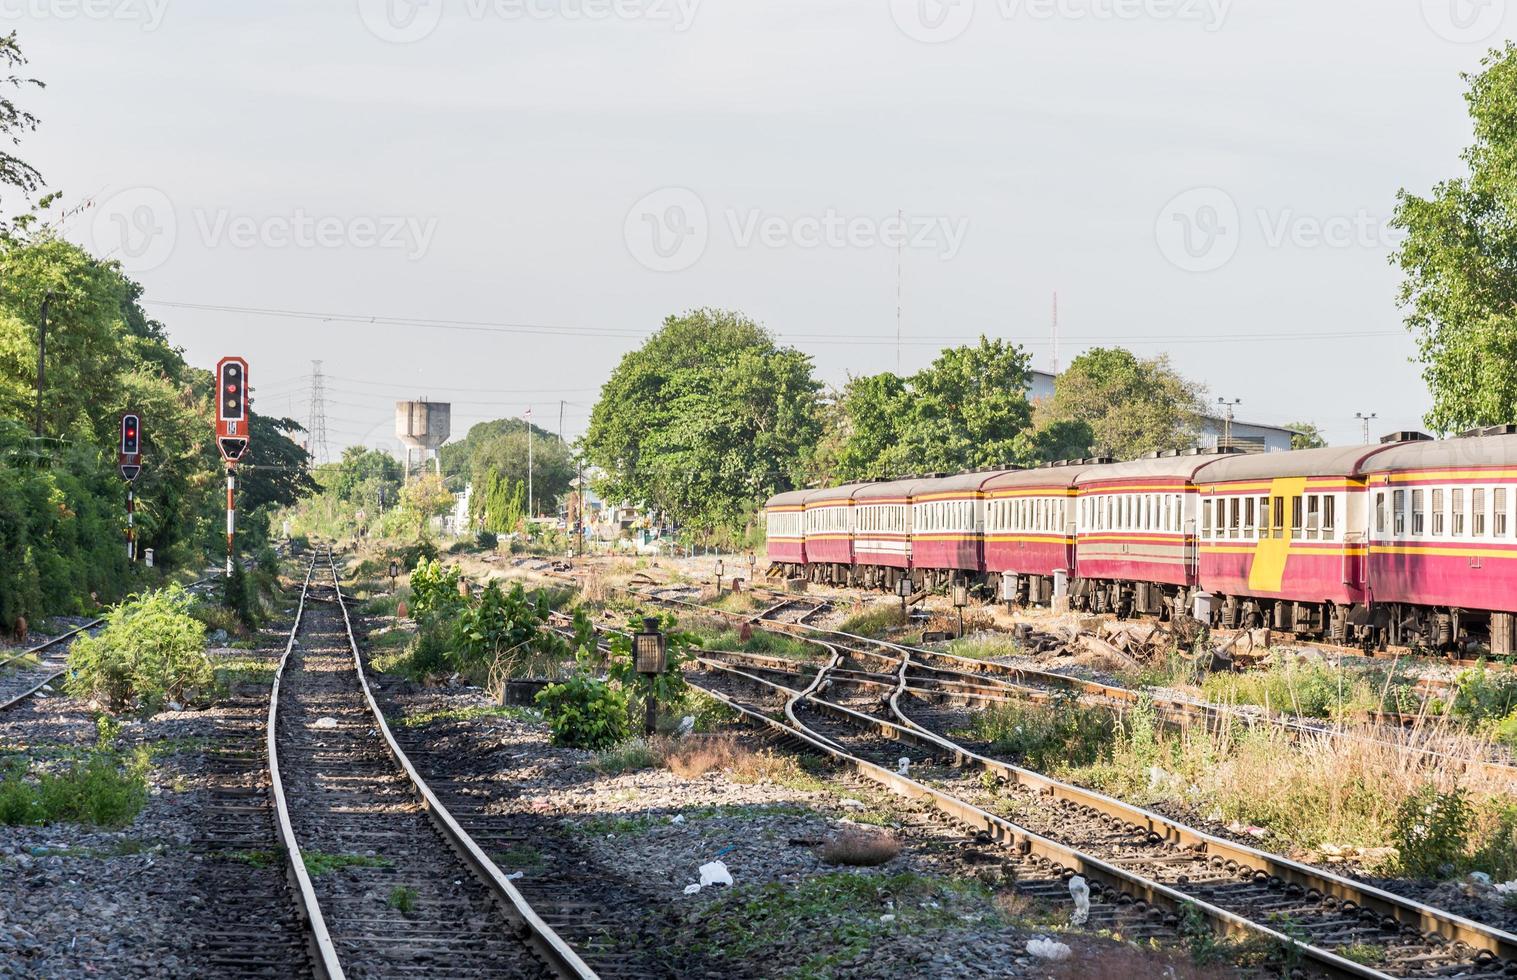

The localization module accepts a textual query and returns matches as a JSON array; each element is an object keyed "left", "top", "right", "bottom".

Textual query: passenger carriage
[
  {"left": 983, "top": 462, "right": 1098, "bottom": 605},
  {"left": 1360, "top": 430, "right": 1517, "bottom": 654},
  {"left": 800, "top": 483, "right": 873, "bottom": 585},
  {"left": 1194, "top": 444, "right": 1395, "bottom": 638},
  {"left": 852, "top": 478, "right": 917, "bottom": 589},
  {"left": 910, "top": 471, "right": 1015, "bottom": 589},
  {"left": 1072, "top": 451, "right": 1237, "bottom": 618},
  {"left": 763, "top": 489, "right": 809, "bottom": 574}
]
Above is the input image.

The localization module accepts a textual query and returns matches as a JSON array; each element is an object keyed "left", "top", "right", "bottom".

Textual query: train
[{"left": 764, "top": 428, "right": 1517, "bottom": 654}]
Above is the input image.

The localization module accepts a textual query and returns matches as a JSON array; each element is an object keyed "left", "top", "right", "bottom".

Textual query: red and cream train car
[
  {"left": 1071, "top": 452, "right": 1233, "bottom": 618},
  {"left": 982, "top": 463, "right": 1090, "bottom": 605},
  {"left": 1362, "top": 432, "right": 1517, "bottom": 651}
]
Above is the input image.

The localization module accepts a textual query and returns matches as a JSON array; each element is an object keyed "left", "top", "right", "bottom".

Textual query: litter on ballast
[
  {"left": 683, "top": 883, "right": 701, "bottom": 895},
  {"left": 313, "top": 717, "right": 338, "bottom": 729},
  {"left": 698, "top": 860, "right": 733, "bottom": 888},
  {"left": 670, "top": 814, "right": 685, "bottom": 825},
  {"left": 1068, "top": 876, "right": 1090, "bottom": 926},
  {"left": 676, "top": 716, "right": 695, "bottom": 736},
  {"left": 507, "top": 871, "right": 524, "bottom": 881},
  {"left": 840, "top": 798, "right": 866, "bottom": 810},
  {"left": 1026, "top": 938, "right": 1072, "bottom": 961},
  {"left": 897, "top": 757, "right": 910, "bottom": 775}
]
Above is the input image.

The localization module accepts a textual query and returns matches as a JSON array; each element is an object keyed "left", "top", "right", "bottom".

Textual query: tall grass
[{"left": 837, "top": 603, "right": 902, "bottom": 638}]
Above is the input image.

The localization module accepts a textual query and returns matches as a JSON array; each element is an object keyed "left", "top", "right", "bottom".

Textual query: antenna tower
[{"left": 307, "top": 360, "right": 330, "bottom": 466}]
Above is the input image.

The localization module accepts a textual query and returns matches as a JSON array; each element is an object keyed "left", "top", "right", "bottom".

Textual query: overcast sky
[{"left": 22, "top": 0, "right": 1507, "bottom": 456}]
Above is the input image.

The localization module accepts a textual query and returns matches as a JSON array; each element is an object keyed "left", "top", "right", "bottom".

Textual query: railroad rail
[
  {"left": 636, "top": 585, "right": 1517, "bottom": 784},
  {"left": 0, "top": 574, "right": 221, "bottom": 713},
  {"left": 683, "top": 639, "right": 1517, "bottom": 979},
  {"left": 267, "top": 550, "right": 596, "bottom": 979}
]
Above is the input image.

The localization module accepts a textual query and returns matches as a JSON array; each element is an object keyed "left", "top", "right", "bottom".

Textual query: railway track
[
  {"left": 268, "top": 551, "right": 595, "bottom": 979},
  {"left": 637, "top": 585, "right": 1517, "bottom": 784},
  {"left": 0, "top": 574, "right": 223, "bottom": 713},
  {"left": 680, "top": 638, "right": 1517, "bottom": 979}
]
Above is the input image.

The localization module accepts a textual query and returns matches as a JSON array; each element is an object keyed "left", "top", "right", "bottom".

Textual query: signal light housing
[
  {"left": 121, "top": 414, "right": 140, "bottom": 456},
  {"left": 220, "top": 361, "right": 245, "bottom": 421}
]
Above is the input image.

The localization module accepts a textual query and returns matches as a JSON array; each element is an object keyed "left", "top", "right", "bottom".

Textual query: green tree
[
  {"left": 400, "top": 473, "right": 454, "bottom": 537},
  {"left": 0, "top": 32, "right": 44, "bottom": 237},
  {"left": 1392, "top": 43, "right": 1517, "bottom": 434},
  {"left": 1287, "top": 422, "right": 1327, "bottom": 450},
  {"left": 1036, "top": 348, "right": 1206, "bottom": 460},
  {"left": 582, "top": 308, "right": 821, "bottom": 532},
  {"left": 821, "top": 338, "right": 1037, "bottom": 481}
]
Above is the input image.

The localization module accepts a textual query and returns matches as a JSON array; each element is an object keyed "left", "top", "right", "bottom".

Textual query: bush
[
  {"left": 1395, "top": 784, "right": 1473, "bottom": 878},
  {"left": 66, "top": 585, "right": 211, "bottom": 713},
  {"left": 536, "top": 675, "right": 629, "bottom": 750},
  {"left": 453, "top": 581, "right": 569, "bottom": 681},
  {"left": 222, "top": 562, "right": 260, "bottom": 630},
  {"left": 0, "top": 747, "right": 151, "bottom": 827},
  {"left": 964, "top": 693, "right": 1115, "bottom": 771},
  {"left": 476, "top": 530, "right": 499, "bottom": 550},
  {"left": 409, "top": 557, "right": 464, "bottom": 621}
]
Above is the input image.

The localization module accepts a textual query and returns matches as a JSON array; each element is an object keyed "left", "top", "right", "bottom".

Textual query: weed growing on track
[
  {"left": 1050, "top": 698, "right": 1517, "bottom": 878},
  {"left": 697, "top": 627, "right": 817, "bottom": 660},
  {"left": 387, "top": 886, "right": 418, "bottom": 913},
  {"left": 66, "top": 585, "right": 210, "bottom": 714},
  {"left": 956, "top": 693, "right": 1114, "bottom": 771},
  {"left": 302, "top": 851, "right": 393, "bottom": 876},
  {"left": 396, "top": 704, "right": 539, "bottom": 728},
  {"left": 836, "top": 603, "right": 903, "bottom": 638},
  {"left": 222, "top": 849, "right": 276, "bottom": 868},
  {"left": 946, "top": 634, "right": 1022, "bottom": 661},
  {"left": 590, "top": 739, "right": 661, "bottom": 774},
  {"left": 682, "top": 873, "right": 996, "bottom": 977},
  {"left": 0, "top": 745, "right": 150, "bottom": 828},
  {"left": 494, "top": 843, "right": 542, "bottom": 869},
  {"left": 1194, "top": 656, "right": 1422, "bottom": 720}
]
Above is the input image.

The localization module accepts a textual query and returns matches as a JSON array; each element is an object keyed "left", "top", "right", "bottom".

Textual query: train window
[
  {"left": 1431, "top": 489, "right": 1445, "bottom": 536},
  {"left": 1243, "top": 497, "right": 1256, "bottom": 539},
  {"left": 1305, "top": 495, "right": 1319, "bottom": 540},
  {"left": 1412, "top": 489, "right": 1425, "bottom": 535},
  {"left": 1226, "top": 497, "right": 1238, "bottom": 539},
  {"left": 1375, "top": 492, "right": 1386, "bottom": 535},
  {"left": 1496, "top": 488, "right": 1509, "bottom": 537},
  {"left": 1452, "top": 488, "right": 1466, "bottom": 536},
  {"left": 1202, "top": 499, "right": 1213, "bottom": 539},
  {"left": 1290, "top": 496, "right": 1303, "bottom": 540},
  {"left": 1473, "top": 489, "right": 1486, "bottom": 537},
  {"left": 1323, "top": 496, "right": 1335, "bottom": 538}
]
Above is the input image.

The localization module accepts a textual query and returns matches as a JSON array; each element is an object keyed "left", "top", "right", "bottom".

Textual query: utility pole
[
  {"left": 526, "top": 407, "right": 534, "bottom": 519},
  {"left": 1217, "top": 398, "right": 1241, "bottom": 450},
  {"left": 895, "top": 208, "right": 903, "bottom": 371},
  {"left": 1051, "top": 291, "right": 1060, "bottom": 375},
  {"left": 1355, "top": 412, "right": 1378, "bottom": 444},
  {"left": 34, "top": 291, "right": 52, "bottom": 438}
]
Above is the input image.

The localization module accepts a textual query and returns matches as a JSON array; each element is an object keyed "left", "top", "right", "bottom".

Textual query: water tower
[{"left": 395, "top": 400, "right": 451, "bottom": 478}]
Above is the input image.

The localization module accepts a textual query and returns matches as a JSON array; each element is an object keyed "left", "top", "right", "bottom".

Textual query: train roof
[
  {"left": 1196, "top": 444, "right": 1396, "bottom": 483},
  {"left": 804, "top": 482, "right": 877, "bottom": 505},
  {"left": 984, "top": 462, "right": 1103, "bottom": 491},
  {"left": 854, "top": 477, "right": 923, "bottom": 501},
  {"left": 910, "top": 469, "right": 1021, "bottom": 495},
  {"left": 1074, "top": 451, "right": 1238, "bottom": 486},
  {"left": 765, "top": 489, "right": 811, "bottom": 508},
  {"left": 1361, "top": 432, "right": 1517, "bottom": 473}
]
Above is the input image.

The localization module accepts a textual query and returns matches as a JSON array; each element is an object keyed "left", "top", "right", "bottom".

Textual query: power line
[{"left": 144, "top": 298, "right": 1401, "bottom": 348}]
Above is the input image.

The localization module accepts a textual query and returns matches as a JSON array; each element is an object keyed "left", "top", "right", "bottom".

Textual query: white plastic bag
[
  {"left": 1068, "top": 876, "right": 1090, "bottom": 926},
  {"left": 1026, "top": 938, "right": 1072, "bottom": 961},
  {"left": 698, "top": 860, "right": 733, "bottom": 888}
]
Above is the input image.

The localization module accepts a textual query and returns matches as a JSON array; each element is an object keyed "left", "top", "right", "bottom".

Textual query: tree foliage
[
  {"left": 1035, "top": 348, "right": 1206, "bottom": 460},
  {"left": 1287, "top": 422, "right": 1328, "bottom": 450},
  {"left": 442, "top": 419, "right": 573, "bottom": 515},
  {"left": 583, "top": 308, "right": 821, "bottom": 531},
  {"left": 817, "top": 337, "right": 1044, "bottom": 482},
  {"left": 1392, "top": 43, "right": 1517, "bottom": 434},
  {"left": 0, "top": 235, "right": 313, "bottom": 628},
  {"left": 0, "top": 32, "right": 43, "bottom": 237},
  {"left": 65, "top": 584, "right": 210, "bottom": 714}
]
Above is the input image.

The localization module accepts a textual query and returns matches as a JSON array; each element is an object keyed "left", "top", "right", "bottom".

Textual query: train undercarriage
[{"left": 770, "top": 561, "right": 1517, "bottom": 657}]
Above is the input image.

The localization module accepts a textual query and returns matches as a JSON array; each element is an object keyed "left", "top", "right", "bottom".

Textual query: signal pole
[
  {"left": 119, "top": 414, "right": 142, "bottom": 561},
  {"left": 1217, "top": 397, "right": 1242, "bottom": 450},
  {"left": 1355, "top": 412, "right": 1377, "bottom": 444},
  {"left": 215, "top": 357, "right": 251, "bottom": 580}
]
